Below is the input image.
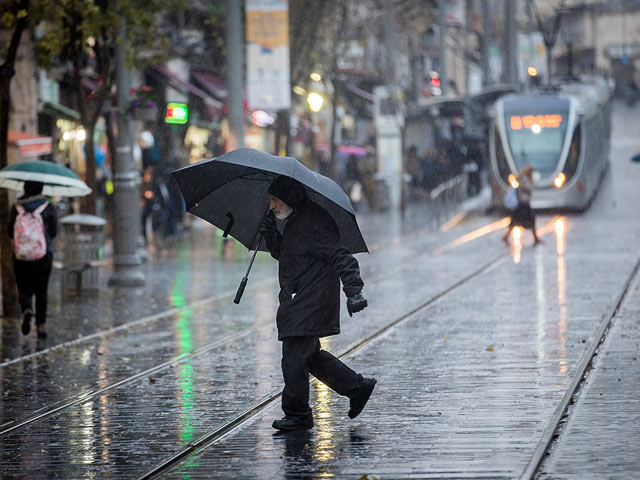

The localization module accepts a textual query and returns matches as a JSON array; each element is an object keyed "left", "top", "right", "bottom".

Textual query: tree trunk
[
  {"left": 70, "top": 24, "right": 98, "bottom": 214},
  {"left": 0, "top": 68, "right": 20, "bottom": 317},
  {"left": 82, "top": 124, "right": 97, "bottom": 214},
  {"left": 0, "top": 3, "right": 30, "bottom": 318},
  {"left": 0, "top": 72, "right": 20, "bottom": 318}
]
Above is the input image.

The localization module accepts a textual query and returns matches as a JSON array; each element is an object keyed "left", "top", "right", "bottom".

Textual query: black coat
[{"left": 264, "top": 201, "right": 364, "bottom": 340}]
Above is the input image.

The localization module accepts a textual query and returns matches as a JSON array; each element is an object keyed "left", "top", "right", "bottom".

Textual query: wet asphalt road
[{"left": 1, "top": 101, "right": 640, "bottom": 479}]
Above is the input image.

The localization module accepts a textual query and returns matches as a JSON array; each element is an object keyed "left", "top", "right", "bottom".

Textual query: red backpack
[{"left": 13, "top": 202, "right": 48, "bottom": 261}]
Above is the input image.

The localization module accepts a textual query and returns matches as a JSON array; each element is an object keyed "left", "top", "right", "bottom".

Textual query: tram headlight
[{"left": 554, "top": 172, "right": 566, "bottom": 188}]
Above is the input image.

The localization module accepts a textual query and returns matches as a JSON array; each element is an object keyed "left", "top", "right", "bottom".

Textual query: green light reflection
[{"left": 171, "top": 245, "right": 196, "bottom": 449}]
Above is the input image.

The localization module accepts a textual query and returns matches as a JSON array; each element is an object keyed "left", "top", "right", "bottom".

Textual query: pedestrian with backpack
[{"left": 7, "top": 181, "right": 58, "bottom": 338}]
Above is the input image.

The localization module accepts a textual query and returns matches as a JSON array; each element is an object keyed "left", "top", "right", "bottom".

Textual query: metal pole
[
  {"left": 108, "top": 24, "right": 145, "bottom": 287},
  {"left": 505, "top": 0, "right": 517, "bottom": 85},
  {"left": 465, "top": 0, "right": 472, "bottom": 94},
  {"left": 226, "top": 0, "right": 245, "bottom": 150},
  {"left": 382, "top": 0, "right": 403, "bottom": 211},
  {"left": 384, "top": 0, "right": 396, "bottom": 86},
  {"left": 482, "top": 0, "right": 489, "bottom": 85},
  {"left": 439, "top": 1, "right": 448, "bottom": 96}
]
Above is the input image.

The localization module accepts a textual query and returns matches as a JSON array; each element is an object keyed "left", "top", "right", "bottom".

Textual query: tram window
[
  {"left": 563, "top": 125, "right": 580, "bottom": 179},
  {"left": 502, "top": 97, "right": 570, "bottom": 173},
  {"left": 504, "top": 122, "right": 568, "bottom": 173},
  {"left": 494, "top": 127, "right": 511, "bottom": 183}
]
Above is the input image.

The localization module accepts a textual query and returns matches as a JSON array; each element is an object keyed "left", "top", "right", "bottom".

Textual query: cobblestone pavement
[{"left": 1, "top": 102, "right": 639, "bottom": 479}]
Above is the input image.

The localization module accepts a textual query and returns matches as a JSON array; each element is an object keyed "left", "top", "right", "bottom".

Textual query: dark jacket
[
  {"left": 264, "top": 201, "right": 364, "bottom": 340},
  {"left": 7, "top": 194, "right": 58, "bottom": 256}
]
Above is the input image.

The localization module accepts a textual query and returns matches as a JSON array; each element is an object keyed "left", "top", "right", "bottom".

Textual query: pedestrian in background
[
  {"left": 502, "top": 165, "right": 542, "bottom": 246},
  {"left": 259, "top": 176, "right": 376, "bottom": 431},
  {"left": 7, "top": 181, "right": 58, "bottom": 338}
]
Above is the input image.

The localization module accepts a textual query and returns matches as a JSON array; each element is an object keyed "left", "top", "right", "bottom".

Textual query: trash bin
[{"left": 59, "top": 214, "right": 106, "bottom": 292}]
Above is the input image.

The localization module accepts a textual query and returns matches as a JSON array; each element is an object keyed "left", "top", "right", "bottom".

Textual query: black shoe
[
  {"left": 21, "top": 310, "right": 32, "bottom": 335},
  {"left": 348, "top": 377, "right": 377, "bottom": 419},
  {"left": 36, "top": 324, "right": 47, "bottom": 339},
  {"left": 272, "top": 416, "right": 314, "bottom": 431}
]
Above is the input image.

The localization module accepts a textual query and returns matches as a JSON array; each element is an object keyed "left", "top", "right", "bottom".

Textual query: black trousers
[
  {"left": 281, "top": 336, "right": 363, "bottom": 420},
  {"left": 13, "top": 253, "right": 53, "bottom": 325}
]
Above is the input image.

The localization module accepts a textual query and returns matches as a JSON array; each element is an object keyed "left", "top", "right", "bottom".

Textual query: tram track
[
  {"left": 0, "top": 215, "right": 516, "bottom": 438},
  {"left": 134, "top": 223, "right": 639, "bottom": 480},
  {"left": 137, "top": 249, "right": 511, "bottom": 480},
  {"left": 0, "top": 211, "right": 468, "bottom": 369},
  {"left": 0, "top": 329, "right": 253, "bottom": 437},
  {"left": 2, "top": 213, "right": 562, "bottom": 479},
  {"left": 0, "top": 219, "right": 475, "bottom": 432},
  {"left": 0, "top": 213, "right": 507, "bottom": 437},
  {"left": 523, "top": 254, "right": 640, "bottom": 480}
]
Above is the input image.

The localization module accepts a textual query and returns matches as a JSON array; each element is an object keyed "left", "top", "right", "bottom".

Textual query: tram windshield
[{"left": 503, "top": 97, "right": 570, "bottom": 174}]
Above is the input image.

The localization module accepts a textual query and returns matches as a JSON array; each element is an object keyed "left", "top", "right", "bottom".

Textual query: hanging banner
[{"left": 246, "top": 0, "right": 291, "bottom": 111}]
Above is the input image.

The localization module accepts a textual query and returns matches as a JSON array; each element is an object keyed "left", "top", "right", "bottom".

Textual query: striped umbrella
[{"left": 0, "top": 160, "right": 91, "bottom": 197}]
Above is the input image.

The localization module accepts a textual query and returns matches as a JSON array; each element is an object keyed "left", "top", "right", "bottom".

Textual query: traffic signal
[{"left": 165, "top": 103, "right": 188, "bottom": 124}]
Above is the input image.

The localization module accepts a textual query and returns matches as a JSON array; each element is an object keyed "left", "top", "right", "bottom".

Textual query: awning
[
  {"left": 8, "top": 130, "right": 53, "bottom": 157},
  {"left": 41, "top": 101, "right": 81, "bottom": 121},
  {"left": 151, "top": 65, "right": 223, "bottom": 108},
  {"left": 191, "top": 71, "right": 227, "bottom": 100},
  {"left": 406, "top": 96, "right": 467, "bottom": 120},
  {"left": 345, "top": 84, "right": 374, "bottom": 102}
]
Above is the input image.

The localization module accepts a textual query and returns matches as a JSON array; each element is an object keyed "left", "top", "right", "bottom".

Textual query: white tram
[{"left": 489, "top": 76, "right": 611, "bottom": 210}]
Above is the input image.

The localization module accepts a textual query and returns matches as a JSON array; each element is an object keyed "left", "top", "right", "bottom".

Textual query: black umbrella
[{"left": 171, "top": 148, "right": 368, "bottom": 302}]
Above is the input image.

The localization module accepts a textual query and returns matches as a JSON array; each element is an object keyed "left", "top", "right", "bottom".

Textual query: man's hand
[
  {"left": 259, "top": 211, "right": 276, "bottom": 236},
  {"left": 347, "top": 292, "right": 368, "bottom": 317}
]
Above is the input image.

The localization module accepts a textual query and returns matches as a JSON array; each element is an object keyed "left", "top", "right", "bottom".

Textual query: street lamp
[{"left": 306, "top": 92, "right": 324, "bottom": 112}]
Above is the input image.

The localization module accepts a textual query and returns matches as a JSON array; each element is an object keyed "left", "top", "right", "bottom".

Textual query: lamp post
[
  {"left": 306, "top": 91, "right": 323, "bottom": 170},
  {"left": 108, "top": 24, "right": 145, "bottom": 287}
]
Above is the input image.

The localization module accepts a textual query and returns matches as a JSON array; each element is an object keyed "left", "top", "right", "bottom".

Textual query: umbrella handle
[
  {"left": 234, "top": 277, "right": 248, "bottom": 304},
  {"left": 233, "top": 233, "right": 263, "bottom": 304}
]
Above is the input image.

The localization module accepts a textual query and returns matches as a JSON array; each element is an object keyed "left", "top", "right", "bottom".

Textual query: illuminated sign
[
  {"left": 165, "top": 103, "right": 189, "bottom": 124},
  {"left": 509, "top": 114, "right": 563, "bottom": 130},
  {"left": 251, "top": 110, "right": 275, "bottom": 127}
]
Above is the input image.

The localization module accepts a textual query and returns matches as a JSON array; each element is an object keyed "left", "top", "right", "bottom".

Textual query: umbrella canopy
[
  {"left": 172, "top": 148, "right": 368, "bottom": 254},
  {"left": 0, "top": 160, "right": 91, "bottom": 197}
]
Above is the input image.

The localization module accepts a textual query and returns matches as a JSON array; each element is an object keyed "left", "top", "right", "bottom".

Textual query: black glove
[
  {"left": 347, "top": 292, "right": 368, "bottom": 317},
  {"left": 259, "top": 211, "right": 276, "bottom": 237}
]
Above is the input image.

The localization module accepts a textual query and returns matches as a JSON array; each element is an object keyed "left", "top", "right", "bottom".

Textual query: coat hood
[{"left": 17, "top": 194, "right": 47, "bottom": 212}]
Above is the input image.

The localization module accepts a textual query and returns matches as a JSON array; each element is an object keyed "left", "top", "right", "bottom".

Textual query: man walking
[{"left": 259, "top": 176, "right": 376, "bottom": 431}]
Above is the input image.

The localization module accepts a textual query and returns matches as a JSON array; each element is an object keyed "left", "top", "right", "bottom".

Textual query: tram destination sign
[{"left": 509, "top": 114, "right": 563, "bottom": 130}]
